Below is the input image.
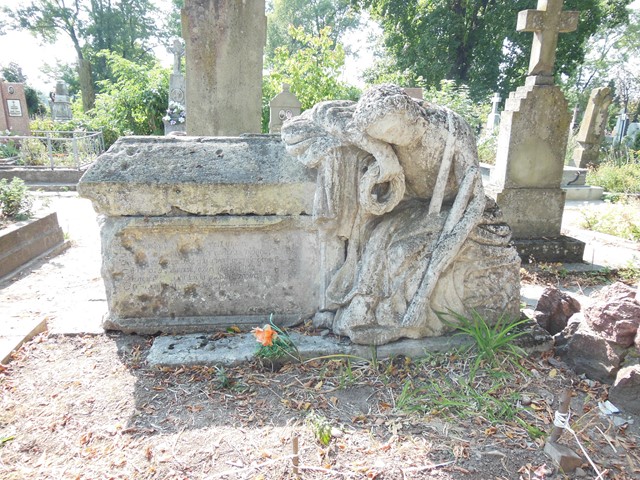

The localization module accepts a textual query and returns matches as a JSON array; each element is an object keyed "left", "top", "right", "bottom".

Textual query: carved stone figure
[{"left": 282, "top": 84, "right": 521, "bottom": 345}]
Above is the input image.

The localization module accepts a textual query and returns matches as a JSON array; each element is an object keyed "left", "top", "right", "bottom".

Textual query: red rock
[
  {"left": 534, "top": 287, "right": 581, "bottom": 335},
  {"left": 585, "top": 283, "right": 640, "bottom": 348}
]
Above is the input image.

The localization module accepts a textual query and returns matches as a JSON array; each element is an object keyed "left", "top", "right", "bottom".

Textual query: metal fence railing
[{"left": 0, "top": 130, "right": 105, "bottom": 170}]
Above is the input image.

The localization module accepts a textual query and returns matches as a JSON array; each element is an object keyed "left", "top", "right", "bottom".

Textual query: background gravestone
[
  {"left": 487, "top": 0, "right": 585, "bottom": 262},
  {"left": 485, "top": 93, "right": 502, "bottom": 132},
  {"left": 51, "top": 80, "right": 73, "bottom": 122},
  {"left": 182, "top": 0, "right": 266, "bottom": 136},
  {"left": 0, "top": 79, "right": 30, "bottom": 135},
  {"left": 269, "top": 83, "right": 301, "bottom": 133},
  {"left": 572, "top": 87, "right": 612, "bottom": 168},
  {"left": 164, "top": 38, "right": 187, "bottom": 135}
]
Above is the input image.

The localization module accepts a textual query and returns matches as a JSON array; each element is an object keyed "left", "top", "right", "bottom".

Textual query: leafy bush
[
  {"left": 263, "top": 26, "right": 361, "bottom": 132},
  {"left": 0, "top": 139, "right": 19, "bottom": 159},
  {"left": 0, "top": 178, "right": 33, "bottom": 218},
  {"left": 477, "top": 133, "right": 498, "bottom": 165},
  {"left": 19, "top": 139, "right": 49, "bottom": 166},
  {"left": 586, "top": 162, "right": 640, "bottom": 194},
  {"left": 423, "top": 80, "right": 489, "bottom": 133},
  {"left": 31, "top": 52, "right": 169, "bottom": 149}
]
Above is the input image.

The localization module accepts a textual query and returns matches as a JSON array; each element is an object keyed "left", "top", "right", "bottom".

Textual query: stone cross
[
  {"left": 517, "top": 0, "right": 579, "bottom": 78},
  {"left": 485, "top": 92, "right": 502, "bottom": 132},
  {"left": 490, "top": 93, "right": 502, "bottom": 115},
  {"left": 168, "top": 38, "right": 185, "bottom": 75}
]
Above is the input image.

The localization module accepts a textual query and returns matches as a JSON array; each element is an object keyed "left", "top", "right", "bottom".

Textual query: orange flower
[{"left": 253, "top": 324, "right": 278, "bottom": 347}]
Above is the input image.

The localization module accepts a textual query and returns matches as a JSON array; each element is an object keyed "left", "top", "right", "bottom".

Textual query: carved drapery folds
[{"left": 282, "top": 85, "right": 521, "bottom": 345}]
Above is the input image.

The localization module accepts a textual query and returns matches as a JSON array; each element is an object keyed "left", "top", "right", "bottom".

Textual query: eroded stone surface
[
  {"left": 100, "top": 215, "right": 344, "bottom": 334},
  {"left": 78, "top": 135, "right": 315, "bottom": 216},
  {"left": 282, "top": 85, "right": 521, "bottom": 345}
]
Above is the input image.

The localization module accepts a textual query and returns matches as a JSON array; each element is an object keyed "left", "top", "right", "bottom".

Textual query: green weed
[
  {"left": 579, "top": 198, "right": 640, "bottom": 241},
  {"left": 306, "top": 411, "right": 332, "bottom": 446},
  {"left": 438, "top": 309, "right": 527, "bottom": 375}
]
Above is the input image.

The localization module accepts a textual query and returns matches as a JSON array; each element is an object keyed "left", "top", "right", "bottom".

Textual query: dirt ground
[{"left": 1, "top": 313, "right": 639, "bottom": 479}]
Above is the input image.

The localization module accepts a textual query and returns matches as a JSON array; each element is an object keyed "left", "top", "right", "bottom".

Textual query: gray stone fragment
[
  {"left": 608, "top": 365, "right": 640, "bottom": 415},
  {"left": 544, "top": 441, "right": 583, "bottom": 473}
]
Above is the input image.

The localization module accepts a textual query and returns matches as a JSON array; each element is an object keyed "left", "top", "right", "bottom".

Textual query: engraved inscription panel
[{"left": 105, "top": 217, "right": 324, "bottom": 319}]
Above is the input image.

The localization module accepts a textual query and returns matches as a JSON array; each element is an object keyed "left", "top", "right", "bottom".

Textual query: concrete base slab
[
  {"left": 514, "top": 235, "right": 586, "bottom": 263},
  {"left": 563, "top": 186, "right": 603, "bottom": 201},
  {"left": 146, "top": 324, "right": 551, "bottom": 367},
  {"left": 0, "top": 316, "right": 47, "bottom": 364},
  {"left": 544, "top": 441, "right": 583, "bottom": 473}
]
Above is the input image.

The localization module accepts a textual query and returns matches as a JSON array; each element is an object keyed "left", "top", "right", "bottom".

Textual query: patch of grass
[
  {"left": 579, "top": 198, "right": 640, "bottom": 241},
  {"left": 395, "top": 370, "right": 522, "bottom": 424},
  {"left": 438, "top": 309, "right": 527, "bottom": 375}
]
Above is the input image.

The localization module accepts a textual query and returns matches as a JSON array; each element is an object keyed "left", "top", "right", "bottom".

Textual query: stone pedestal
[
  {"left": 78, "top": 135, "right": 344, "bottom": 333},
  {"left": 488, "top": 77, "right": 585, "bottom": 262},
  {"left": 51, "top": 80, "right": 72, "bottom": 122}
]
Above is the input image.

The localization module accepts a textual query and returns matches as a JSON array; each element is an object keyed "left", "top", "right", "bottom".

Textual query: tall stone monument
[
  {"left": 488, "top": 0, "right": 584, "bottom": 262},
  {"left": 164, "top": 38, "right": 187, "bottom": 135},
  {"left": 182, "top": 0, "right": 266, "bottom": 136},
  {"left": 0, "top": 79, "right": 30, "bottom": 135},
  {"left": 51, "top": 80, "right": 73, "bottom": 122},
  {"left": 572, "top": 87, "right": 613, "bottom": 168}
]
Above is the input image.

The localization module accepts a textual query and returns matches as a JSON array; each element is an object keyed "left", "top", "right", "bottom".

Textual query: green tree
[
  {"left": 355, "top": 0, "right": 632, "bottom": 101},
  {"left": 87, "top": 51, "right": 169, "bottom": 139},
  {"left": 41, "top": 61, "right": 81, "bottom": 98},
  {"left": 266, "top": 0, "right": 360, "bottom": 64},
  {"left": 3, "top": 0, "right": 162, "bottom": 112},
  {"left": 263, "top": 25, "right": 360, "bottom": 131}
]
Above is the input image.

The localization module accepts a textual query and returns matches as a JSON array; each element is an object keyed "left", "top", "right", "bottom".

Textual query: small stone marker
[
  {"left": 544, "top": 388, "right": 583, "bottom": 473},
  {"left": 182, "top": 0, "right": 266, "bottom": 136},
  {"left": 0, "top": 79, "right": 30, "bottom": 135},
  {"left": 51, "top": 80, "right": 73, "bottom": 122},
  {"left": 573, "top": 87, "right": 613, "bottom": 167},
  {"left": 487, "top": 0, "right": 585, "bottom": 262},
  {"left": 269, "top": 83, "right": 301, "bottom": 133}
]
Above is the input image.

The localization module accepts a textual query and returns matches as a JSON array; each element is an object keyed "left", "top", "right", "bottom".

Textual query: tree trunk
[{"left": 77, "top": 57, "right": 96, "bottom": 112}]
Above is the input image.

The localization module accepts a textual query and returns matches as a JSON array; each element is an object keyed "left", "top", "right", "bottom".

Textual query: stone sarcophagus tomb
[
  {"left": 80, "top": 85, "right": 522, "bottom": 345},
  {"left": 78, "top": 135, "right": 345, "bottom": 333}
]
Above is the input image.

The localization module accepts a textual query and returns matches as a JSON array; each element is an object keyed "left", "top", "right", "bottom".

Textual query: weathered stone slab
[
  {"left": 0, "top": 212, "right": 65, "bottom": 279},
  {"left": 78, "top": 135, "right": 315, "bottom": 216},
  {"left": 101, "top": 215, "right": 343, "bottom": 334}
]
